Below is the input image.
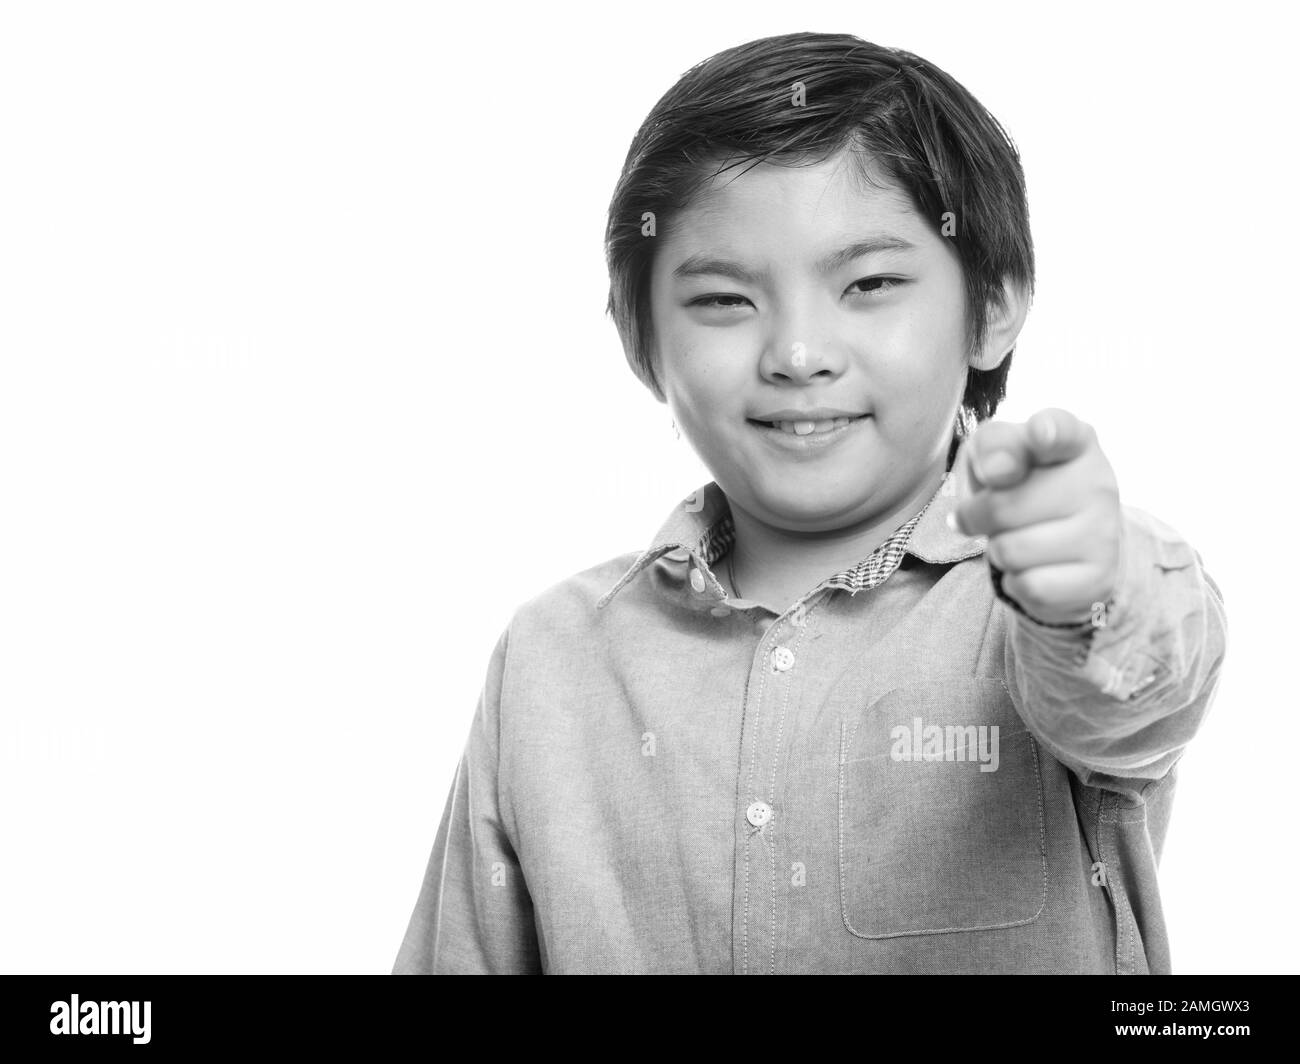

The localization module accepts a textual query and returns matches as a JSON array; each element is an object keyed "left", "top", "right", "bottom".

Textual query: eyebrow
[{"left": 671, "top": 236, "right": 918, "bottom": 285}]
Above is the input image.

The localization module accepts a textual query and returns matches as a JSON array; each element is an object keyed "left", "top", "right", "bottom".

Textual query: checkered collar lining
[{"left": 596, "top": 475, "right": 986, "bottom": 610}]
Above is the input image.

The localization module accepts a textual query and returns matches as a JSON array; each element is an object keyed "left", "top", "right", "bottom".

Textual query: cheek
[
  {"left": 666, "top": 334, "right": 745, "bottom": 398},
  {"left": 663, "top": 343, "right": 735, "bottom": 433},
  {"left": 868, "top": 312, "right": 966, "bottom": 422},
  {"left": 874, "top": 319, "right": 959, "bottom": 392}
]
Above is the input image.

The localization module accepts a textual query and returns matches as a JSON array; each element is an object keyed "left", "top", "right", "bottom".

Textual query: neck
[{"left": 726, "top": 467, "right": 946, "bottom": 615}]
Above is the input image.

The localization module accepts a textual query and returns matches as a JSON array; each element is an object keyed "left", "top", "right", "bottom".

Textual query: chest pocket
[{"left": 838, "top": 677, "right": 1048, "bottom": 938}]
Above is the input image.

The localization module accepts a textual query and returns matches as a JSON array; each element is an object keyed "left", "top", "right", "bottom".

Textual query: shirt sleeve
[
  {"left": 391, "top": 624, "right": 543, "bottom": 974},
  {"left": 997, "top": 504, "right": 1228, "bottom": 788}
]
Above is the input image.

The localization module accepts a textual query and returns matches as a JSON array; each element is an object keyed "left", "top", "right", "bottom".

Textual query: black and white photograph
[{"left": 0, "top": 0, "right": 1293, "bottom": 1041}]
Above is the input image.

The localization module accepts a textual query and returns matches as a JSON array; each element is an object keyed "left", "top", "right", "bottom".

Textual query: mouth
[{"left": 747, "top": 414, "right": 869, "bottom": 437}]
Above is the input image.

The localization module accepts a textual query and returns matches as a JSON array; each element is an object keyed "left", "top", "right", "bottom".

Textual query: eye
[
  {"left": 846, "top": 276, "right": 906, "bottom": 297},
  {"left": 686, "top": 277, "right": 906, "bottom": 310},
  {"left": 687, "top": 294, "right": 753, "bottom": 309}
]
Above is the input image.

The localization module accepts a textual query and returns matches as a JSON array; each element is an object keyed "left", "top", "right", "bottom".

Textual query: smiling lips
[
  {"left": 750, "top": 411, "right": 869, "bottom": 436},
  {"left": 768, "top": 416, "right": 856, "bottom": 435}
]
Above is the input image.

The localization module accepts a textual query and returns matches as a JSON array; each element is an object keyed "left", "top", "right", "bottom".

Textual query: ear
[{"left": 969, "top": 275, "right": 1031, "bottom": 371}]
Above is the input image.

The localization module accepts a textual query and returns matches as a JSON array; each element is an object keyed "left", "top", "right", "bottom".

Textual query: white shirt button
[
  {"left": 746, "top": 800, "right": 772, "bottom": 827},
  {"left": 710, "top": 605, "right": 731, "bottom": 617},
  {"left": 770, "top": 646, "right": 795, "bottom": 672},
  {"left": 689, "top": 568, "right": 706, "bottom": 593}
]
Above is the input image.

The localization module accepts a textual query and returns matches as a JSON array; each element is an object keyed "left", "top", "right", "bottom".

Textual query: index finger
[
  {"left": 1024, "top": 408, "right": 1093, "bottom": 467},
  {"left": 959, "top": 420, "right": 1034, "bottom": 493}
]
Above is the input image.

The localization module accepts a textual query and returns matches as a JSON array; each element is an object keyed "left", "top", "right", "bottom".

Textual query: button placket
[{"left": 736, "top": 620, "right": 806, "bottom": 974}]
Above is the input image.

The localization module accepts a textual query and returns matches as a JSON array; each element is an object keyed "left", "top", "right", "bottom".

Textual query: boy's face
[{"left": 649, "top": 150, "right": 978, "bottom": 532}]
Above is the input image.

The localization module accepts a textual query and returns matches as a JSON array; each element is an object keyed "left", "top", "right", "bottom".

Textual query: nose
[{"left": 759, "top": 332, "right": 847, "bottom": 385}]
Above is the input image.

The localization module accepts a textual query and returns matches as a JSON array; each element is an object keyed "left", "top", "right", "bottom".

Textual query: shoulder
[
  {"left": 467, "top": 550, "right": 645, "bottom": 695},
  {"left": 1118, "top": 503, "right": 1202, "bottom": 566},
  {"left": 506, "top": 549, "right": 647, "bottom": 640}
]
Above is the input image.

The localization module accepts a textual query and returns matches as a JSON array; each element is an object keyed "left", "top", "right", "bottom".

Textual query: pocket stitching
[{"left": 838, "top": 679, "right": 1049, "bottom": 939}]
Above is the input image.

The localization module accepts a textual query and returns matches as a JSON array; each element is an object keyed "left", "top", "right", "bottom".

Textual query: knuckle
[
  {"left": 1003, "top": 571, "right": 1028, "bottom": 605},
  {"left": 992, "top": 533, "right": 1019, "bottom": 571},
  {"left": 977, "top": 421, "right": 1013, "bottom": 449},
  {"left": 1015, "top": 570, "right": 1046, "bottom": 605},
  {"left": 1090, "top": 478, "right": 1120, "bottom": 509},
  {"left": 985, "top": 494, "right": 1009, "bottom": 529}
]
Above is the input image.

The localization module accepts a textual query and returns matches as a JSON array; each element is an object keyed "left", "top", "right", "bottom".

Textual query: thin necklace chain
[{"left": 726, "top": 549, "right": 742, "bottom": 598}]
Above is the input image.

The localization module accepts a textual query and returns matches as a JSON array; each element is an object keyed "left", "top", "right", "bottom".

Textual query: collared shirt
[{"left": 393, "top": 474, "right": 1228, "bottom": 974}]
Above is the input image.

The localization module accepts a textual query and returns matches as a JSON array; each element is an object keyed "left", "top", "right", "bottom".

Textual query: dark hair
[{"left": 604, "top": 31, "right": 1035, "bottom": 447}]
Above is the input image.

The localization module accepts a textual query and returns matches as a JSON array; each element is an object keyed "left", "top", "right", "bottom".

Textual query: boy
[{"left": 392, "top": 32, "right": 1227, "bottom": 974}]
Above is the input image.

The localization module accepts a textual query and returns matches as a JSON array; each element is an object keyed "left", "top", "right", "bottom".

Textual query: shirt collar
[{"left": 596, "top": 473, "right": 987, "bottom": 610}]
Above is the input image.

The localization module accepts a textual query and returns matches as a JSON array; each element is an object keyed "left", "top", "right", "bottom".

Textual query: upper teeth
[{"left": 772, "top": 417, "right": 854, "bottom": 435}]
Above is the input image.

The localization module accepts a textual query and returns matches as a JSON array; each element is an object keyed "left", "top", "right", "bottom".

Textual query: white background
[{"left": 1, "top": 0, "right": 1293, "bottom": 974}]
